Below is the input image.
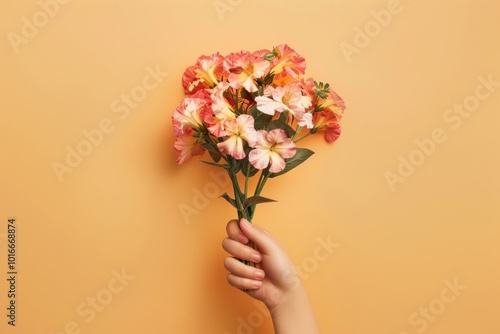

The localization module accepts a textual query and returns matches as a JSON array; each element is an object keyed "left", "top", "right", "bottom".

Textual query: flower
[
  {"left": 255, "top": 83, "right": 314, "bottom": 128},
  {"left": 172, "top": 97, "right": 208, "bottom": 135},
  {"left": 318, "top": 88, "right": 346, "bottom": 119},
  {"left": 312, "top": 110, "right": 342, "bottom": 143},
  {"left": 182, "top": 66, "right": 204, "bottom": 94},
  {"left": 172, "top": 44, "right": 346, "bottom": 222},
  {"left": 299, "top": 77, "right": 316, "bottom": 111},
  {"left": 217, "top": 115, "right": 258, "bottom": 159},
  {"left": 204, "top": 82, "right": 236, "bottom": 137},
  {"left": 174, "top": 129, "right": 205, "bottom": 164},
  {"left": 323, "top": 123, "right": 342, "bottom": 143},
  {"left": 227, "top": 51, "right": 271, "bottom": 93},
  {"left": 249, "top": 129, "right": 296, "bottom": 173},
  {"left": 182, "top": 53, "right": 224, "bottom": 94},
  {"left": 270, "top": 44, "right": 306, "bottom": 85}
]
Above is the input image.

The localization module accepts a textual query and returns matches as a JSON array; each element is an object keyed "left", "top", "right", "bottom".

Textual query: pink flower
[
  {"left": 255, "top": 83, "right": 313, "bottom": 128},
  {"left": 217, "top": 115, "right": 258, "bottom": 159},
  {"left": 182, "top": 66, "right": 205, "bottom": 94},
  {"left": 249, "top": 129, "right": 296, "bottom": 173},
  {"left": 227, "top": 51, "right": 270, "bottom": 93},
  {"left": 174, "top": 129, "right": 205, "bottom": 164},
  {"left": 182, "top": 53, "right": 224, "bottom": 94},
  {"left": 299, "top": 77, "right": 316, "bottom": 111},
  {"left": 252, "top": 48, "right": 272, "bottom": 59},
  {"left": 204, "top": 82, "right": 236, "bottom": 137},
  {"left": 312, "top": 110, "right": 342, "bottom": 143},
  {"left": 223, "top": 51, "right": 247, "bottom": 73},
  {"left": 172, "top": 97, "right": 207, "bottom": 134}
]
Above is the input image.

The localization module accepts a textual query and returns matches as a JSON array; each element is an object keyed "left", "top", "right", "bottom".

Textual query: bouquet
[{"left": 172, "top": 44, "right": 346, "bottom": 225}]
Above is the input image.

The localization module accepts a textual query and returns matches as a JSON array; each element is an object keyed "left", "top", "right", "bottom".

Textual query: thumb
[{"left": 239, "top": 218, "right": 277, "bottom": 254}]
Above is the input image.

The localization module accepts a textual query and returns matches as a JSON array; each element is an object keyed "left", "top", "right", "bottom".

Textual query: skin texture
[{"left": 222, "top": 218, "right": 321, "bottom": 334}]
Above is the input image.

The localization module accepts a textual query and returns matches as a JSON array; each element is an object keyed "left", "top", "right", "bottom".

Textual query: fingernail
[
  {"left": 252, "top": 280, "right": 262, "bottom": 288},
  {"left": 241, "top": 218, "right": 252, "bottom": 229},
  {"left": 251, "top": 253, "right": 261, "bottom": 262},
  {"left": 254, "top": 271, "right": 265, "bottom": 279}
]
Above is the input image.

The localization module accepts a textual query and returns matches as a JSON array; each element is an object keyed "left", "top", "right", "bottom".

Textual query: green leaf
[
  {"left": 248, "top": 105, "right": 259, "bottom": 119},
  {"left": 242, "top": 195, "right": 277, "bottom": 210},
  {"left": 262, "top": 73, "right": 275, "bottom": 86},
  {"left": 220, "top": 193, "right": 237, "bottom": 209},
  {"left": 314, "top": 80, "right": 331, "bottom": 99},
  {"left": 269, "top": 148, "right": 315, "bottom": 178},
  {"left": 241, "top": 158, "right": 260, "bottom": 177},
  {"left": 266, "top": 120, "right": 295, "bottom": 138},
  {"left": 201, "top": 143, "right": 222, "bottom": 162},
  {"left": 208, "top": 149, "right": 222, "bottom": 162},
  {"left": 254, "top": 112, "right": 273, "bottom": 131},
  {"left": 264, "top": 53, "right": 276, "bottom": 61},
  {"left": 198, "top": 159, "right": 229, "bottom": 169},
  {"left": 277, "top": 111, "right": 289, "bottom": 124},
  {"left": 229, "top": 158, "right": 242, "bottom": 174},
  {"left": 201, "top": 142, "right": 218, "bottom": 153}
]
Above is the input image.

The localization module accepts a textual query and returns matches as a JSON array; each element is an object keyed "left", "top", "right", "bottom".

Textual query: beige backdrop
[{"left": 1, "top": 0, "right": 499, "bottom": 333}]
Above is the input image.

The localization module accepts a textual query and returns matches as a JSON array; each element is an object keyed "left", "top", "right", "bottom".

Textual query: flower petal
[
  {"left": 217, "top": 136, "right": 246, "bottom": 159},
  {"left": 174, "top": 132, "right": 205, "bottom": 164},
  {"left": 255, "top": 96, "right": 285, "bottom": 115},
  {"left": 249, "top": 148, "right": 271, "bottom": 170},
  {"left": 268, "top": 151, "right": 286, "bottom": 173}
]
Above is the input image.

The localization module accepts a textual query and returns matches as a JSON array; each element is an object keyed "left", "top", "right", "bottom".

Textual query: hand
[{"left": 222, "top": 218, "right": 301, "bottom": 310}]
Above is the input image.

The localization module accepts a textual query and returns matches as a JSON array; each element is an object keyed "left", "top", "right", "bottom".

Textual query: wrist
[
  {"left": 268, "top": 284, "right": 321, "bottom": 334},
  {"left": 263, "top": 270, "right": 304, "bottom": 311},
  {"left": 268, "top": 283, "right": 307, "bottom": 314}
]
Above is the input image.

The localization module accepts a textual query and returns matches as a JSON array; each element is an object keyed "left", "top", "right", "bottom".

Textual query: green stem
[
  {"left": 255, "top": 168, "right": 264, "bottom": 192},
  {"left": 203, "top": 133, "right": 228, "bottom": 162},
  {"left": 244, "top": 165, "right": 250, "bottom": 201},
  {"left": 227, "top": 163, "right": 246, "bottom": 220},
  {"left": 255, "top": 171, "right": 270, "bottom": 197},
  {"left": 243, "top": 165, "right": 252, "bottom": 219},
  {"left": 291, "top": 125, "right": 303, "bottom": 140},
  {"left": 249, "top": 169, "right": 270, "bottom": 220},
  {"left": 293, "top": 132, "right": 312, "bottom": 144}
]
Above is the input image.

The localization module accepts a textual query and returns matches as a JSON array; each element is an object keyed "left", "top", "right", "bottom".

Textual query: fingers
[
  {"left": 239, "top": 218, "right": 278, "bottom": 254},
  {"left": 222, "top": 237, "right": 262, "bottom": 263},
  {"left": 224, "top": 219, "right": 265, "bottom": 291},
  {"left": 227, "top": 273, "right": 263, "bottom": 290},
  {"left": 226, "top": 219, "right": 249, "bottom": 244},
  {"left": 224, "top": 257, "right": 265, "bottom": 281}
]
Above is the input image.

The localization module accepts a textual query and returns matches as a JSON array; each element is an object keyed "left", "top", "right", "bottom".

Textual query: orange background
[{"left": 1, "top": 0, "right": 499, "bottom": 333}]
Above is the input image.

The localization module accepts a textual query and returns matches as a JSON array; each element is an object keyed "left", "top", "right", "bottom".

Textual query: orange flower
[
  {"left": 182, "top": 53, "right": 224, "bottom": 94},
  {"left": 312, "top": 110, "right": 342, "bottom": 143},
  {"left": 270, "top": 44, "right": 306, "bottom": 85}
]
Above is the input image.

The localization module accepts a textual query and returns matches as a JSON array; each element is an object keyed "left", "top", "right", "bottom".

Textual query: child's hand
[{"left": 222, "top": 218, "right": 300, "bottom": 310}]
